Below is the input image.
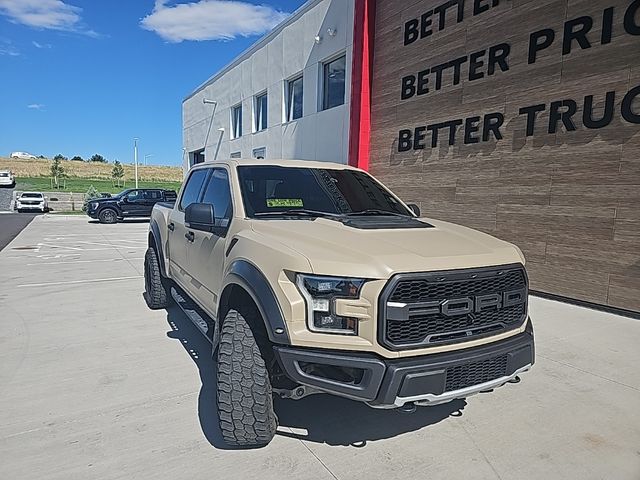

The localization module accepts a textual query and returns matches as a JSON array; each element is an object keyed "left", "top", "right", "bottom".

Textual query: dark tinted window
[
  {"left": 125, "top": 190, "right": 143, "bottom": 201},
  {"left": 323, "top": 55, "right": 346, "bottom": 110},
  {"left": 201, "top": 169, "right": 232, "bottom": 228},
  {"left": 179, "top": 169, "right": 209, "bottom": 211},
  {"left": 287, "top": 75, "right": 303, "bottom": 121},
  {"left": 238, "top": 166, "right": 411, "bottom": 217},
  {"left": 144, "top": 190, "right": 162, "bottom": 200}
]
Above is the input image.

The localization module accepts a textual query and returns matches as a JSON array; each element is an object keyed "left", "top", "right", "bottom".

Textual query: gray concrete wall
[{"left": 182, "top": 0, "right": 354, "bottom": 172}]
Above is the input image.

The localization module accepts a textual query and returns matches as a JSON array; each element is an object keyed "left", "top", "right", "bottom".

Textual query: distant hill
[{"left": 0, "top": 156, "right": 183, "bottom": 183}]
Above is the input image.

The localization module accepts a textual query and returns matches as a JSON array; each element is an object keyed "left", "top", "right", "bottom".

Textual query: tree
[
  {"left": 71, "top": 155, "right": 84, "bottom": 162},
  {"left": 50, "top": 157, "right": 66, "bottom": 189},
  {"left": 53, "top": 154, "right": 67, "bottom": 161},
  {"left": 111, "top": 160, "right": 125, "bottom": 187},
  {"left": 89, "top": 154, "right": 107, "bottom": 163}
]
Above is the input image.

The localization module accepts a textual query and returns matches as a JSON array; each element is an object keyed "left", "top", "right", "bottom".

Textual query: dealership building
[{"left": 183, "top": 0, "right": 640, "bottom": 314}]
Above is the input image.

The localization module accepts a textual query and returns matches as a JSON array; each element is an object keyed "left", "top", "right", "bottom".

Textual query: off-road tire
[
  {"left": 98, "top": 208, "right": 118, "bottom": 224},
  {"left": 217, "top": 309, "right": 277, "bottom": 447},
  {"left": 144, "top": 247, "right": 169, "bottom": 309}
]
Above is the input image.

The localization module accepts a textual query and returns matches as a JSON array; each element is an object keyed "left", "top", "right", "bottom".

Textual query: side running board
[{"left": 171, "top": 287, "right": 218, "bottom": 346}]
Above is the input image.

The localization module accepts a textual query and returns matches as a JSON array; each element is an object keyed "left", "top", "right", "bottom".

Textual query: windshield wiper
[
  {"left": 254, "top": 209, "right": 339, "bottom": 218},
  {"left": 342, "top": 209, "right": 411, "bottom": 218}
]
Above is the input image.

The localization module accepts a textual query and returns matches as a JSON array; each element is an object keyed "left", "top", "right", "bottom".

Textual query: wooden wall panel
[{"left": 370, "top": 0, "right": 640, "bottom": 312}]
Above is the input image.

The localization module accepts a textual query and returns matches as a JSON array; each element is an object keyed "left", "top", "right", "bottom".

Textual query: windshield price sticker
[{"left": 266, "top": 199, "right": 304, "bottom": 208}]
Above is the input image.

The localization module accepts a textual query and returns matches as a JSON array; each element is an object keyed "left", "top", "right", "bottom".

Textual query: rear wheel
[
  {"left": 98, "top": 208, "right": 118, "bottom": 224},
  {"left": 144, "top": 247, "right": 169, "bottom": 309},
  {"left": 217, "top": 309, "right": 277, "bottom": 447}
]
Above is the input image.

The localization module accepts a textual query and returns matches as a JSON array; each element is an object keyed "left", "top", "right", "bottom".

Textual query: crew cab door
[
  {"left": 168, "top": 169, "right": 209, "bottom": 287},
  {"left": 120, "top": 189, "right": 146, "bottom": 216},
  {"left": 187, "top": 168, "right": 233, "bottom": 315}
]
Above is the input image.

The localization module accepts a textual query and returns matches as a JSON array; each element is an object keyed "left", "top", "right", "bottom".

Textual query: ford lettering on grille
[{"left": 379, "top": 265, "right": 528, "bottom": 350}]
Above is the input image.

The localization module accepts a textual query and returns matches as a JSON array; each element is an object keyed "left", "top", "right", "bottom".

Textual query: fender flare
[
  {"left": 220, "top": 260, "right": 290, "bottom": 344},
  {"left": 148, "top": 219, "right": 168, "bottom": 277}
]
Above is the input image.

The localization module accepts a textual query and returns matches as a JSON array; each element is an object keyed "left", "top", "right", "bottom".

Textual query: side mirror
[
  {"left": 407, "top": 203, "right": 421, "bottom": 217},
  {"left": 185, "top": 203, "right": 216, "bottom": 233}
]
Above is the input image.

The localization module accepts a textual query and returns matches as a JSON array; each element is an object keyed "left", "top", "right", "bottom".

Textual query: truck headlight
[{"left": 296, "top": 274, "right": 365, "bottom": 335}]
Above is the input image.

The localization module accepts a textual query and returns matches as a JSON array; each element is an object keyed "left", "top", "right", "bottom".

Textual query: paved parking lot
[{"left": 0, "top": 215, "right": 639, "bottom": 480}]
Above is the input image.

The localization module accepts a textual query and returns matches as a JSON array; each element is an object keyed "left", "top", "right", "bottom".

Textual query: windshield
[
  {"left": 238, "top": 166, "right": 412, "bottom": 218},
  {"left": 21, "top": 193, "right": 43, "bottom": 198}
]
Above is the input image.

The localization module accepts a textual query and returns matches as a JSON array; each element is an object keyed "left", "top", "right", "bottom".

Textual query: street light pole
[
  {"left": 134, "top": 137, "right": 139, "bottom": 189},
  {"left": 144, "top": 154, "right": 153, "bottom": 166}
]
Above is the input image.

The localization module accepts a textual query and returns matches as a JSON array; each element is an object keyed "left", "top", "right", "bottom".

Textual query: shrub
[{"left": 82, "top": 185, "right": 102, "bottom": 211}]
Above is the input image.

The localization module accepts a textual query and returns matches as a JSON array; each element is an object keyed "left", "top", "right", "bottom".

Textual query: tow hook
[
  {"left": 399, "top": 402, "right": 417, "bottom": 414},
  {"left": 508, "top": 375, "right": 521, "bottom": 384}
]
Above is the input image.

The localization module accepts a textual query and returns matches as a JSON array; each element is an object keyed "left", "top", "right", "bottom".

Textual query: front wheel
[
  {"left": 98, "top": 208, "right": 118, "bottom": 224},
  {"left": 217, "top": 309, "right": 277, "bottom": 447}
]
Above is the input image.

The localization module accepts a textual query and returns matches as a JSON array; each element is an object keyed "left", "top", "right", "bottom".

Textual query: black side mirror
[
  {"left": 407, "top": 203, "right": 421, "bottom": 217},
  {"left": 185, "top": 203, "right": 216, "bottom": 233}
]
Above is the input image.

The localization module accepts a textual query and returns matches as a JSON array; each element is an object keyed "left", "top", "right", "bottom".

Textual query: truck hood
[{"left": 250, "top": 217, "right": 524, "bottom": 278}]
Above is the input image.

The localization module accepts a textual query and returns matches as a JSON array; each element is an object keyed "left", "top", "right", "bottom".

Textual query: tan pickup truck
[{"left": 145, "top": 158, "right": 534, "bottom": 447}]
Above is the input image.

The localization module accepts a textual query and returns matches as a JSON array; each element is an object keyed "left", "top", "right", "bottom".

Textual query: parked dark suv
[{"left": 86, "top": 188, "right": 177, "bottom": 224}]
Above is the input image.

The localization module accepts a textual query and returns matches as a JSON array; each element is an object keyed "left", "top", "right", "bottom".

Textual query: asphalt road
[
  {"left": 0, "top": 186, "right": 14, "bottom": 211},
  {"left": 0, "top": 214, "right": 36, "bottom": 251}
]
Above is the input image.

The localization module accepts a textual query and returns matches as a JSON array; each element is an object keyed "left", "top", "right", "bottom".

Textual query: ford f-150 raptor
[
  {"left": 144, "top": 158, "right": 534, "bottom": 447},
  {"left": 87, "top": 188, "right": 177, "bottom": 224}
]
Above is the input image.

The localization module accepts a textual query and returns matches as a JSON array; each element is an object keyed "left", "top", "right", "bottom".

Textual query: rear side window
[
  {"left": 179, "top": 169, "right": 209, "bottom": 211},
  {"left": 144, "top": 190, "right": 162, "bottom": 200},
  {"left": 201, "top": 169, "right": 232, "bottom": 227}
]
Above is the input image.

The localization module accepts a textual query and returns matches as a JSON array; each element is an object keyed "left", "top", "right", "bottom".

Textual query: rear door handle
[
  {"left": 185, "top": 231, "right": 195, "bottom": 242},
  {"left": 168, "top": 223, "right": 175, "bottom": 231}
]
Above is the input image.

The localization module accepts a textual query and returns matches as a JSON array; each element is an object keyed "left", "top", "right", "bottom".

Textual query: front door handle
[
  {"left": 168, "top": 222, "right": 175, "bottom": 231},
  {"left": 185, "top": 231, "right": 195, "bottom": 242}
]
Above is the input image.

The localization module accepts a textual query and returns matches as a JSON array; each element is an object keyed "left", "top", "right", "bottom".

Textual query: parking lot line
[
  {"left": 16, "top": 275, "right": 142, "bottom": 288},
  {"left": 26, "top": 257, "right": 144, "bottom": 266}
]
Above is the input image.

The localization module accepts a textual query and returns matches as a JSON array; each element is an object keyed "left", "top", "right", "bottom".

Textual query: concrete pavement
[{"left": 0, "top": 215, "right": 639, "bottom": 480}]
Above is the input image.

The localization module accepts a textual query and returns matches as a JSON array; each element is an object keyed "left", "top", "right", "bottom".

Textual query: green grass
[{"left": 16, "top": 177, "right": 182, "bottom": 194}]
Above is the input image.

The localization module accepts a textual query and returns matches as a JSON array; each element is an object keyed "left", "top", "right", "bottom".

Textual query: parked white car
[
  {"left": 10, "top": 151, "right": 37, "bottom": 159},
  {"left": 16, "top": 192, "right": 48, "bottom": 213},
  {"left": 0, "top": 170, "right": 15, "bottom": 187}
]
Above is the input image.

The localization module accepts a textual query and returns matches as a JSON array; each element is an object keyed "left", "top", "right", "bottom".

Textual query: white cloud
[
  {"left": 0, "top": 44, "right": 19, "bottom": 56},
  {"left": 32, "top": 40, "right": 52, "bottom": 48},
  {"left": 27, "top": 103, "right": 46, "bottom": 110},
  {"left": 140, "top": 0, "right": 289, "bottom": 43},
  {"left": 0, "top": 0, "right": 99, "bottom": 36}
]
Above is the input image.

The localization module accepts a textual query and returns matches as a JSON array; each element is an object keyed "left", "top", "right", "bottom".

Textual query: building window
[
  {"left": 252, "top": 147, "right": 266, "bottom": 159},
  {"left": 322, "top": 55, "right": 346, "bottom": 110},
  {"left": 230, "top": 151, "right": 241, "bottom": 159},
  {"left": 254, "top": 92, "right": 268, "bottom": 132},
  {"left": 286, "top": 75, "right": 303, "bottom": 122},
  {"left": 190, "top": 149, "right": 205, "bottom": 166},
  {"left": 231, "top": 104, "right": 242, "bottom": 139}
]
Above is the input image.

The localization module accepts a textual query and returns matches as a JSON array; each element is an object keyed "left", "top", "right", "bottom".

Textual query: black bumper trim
[{"left": 274, "top": 320, "right": 534, "bottom": 407}]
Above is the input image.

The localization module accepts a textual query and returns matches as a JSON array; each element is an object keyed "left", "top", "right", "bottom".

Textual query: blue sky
[{"left": 0, "top": 0, "right": 305, "bottom": 166}]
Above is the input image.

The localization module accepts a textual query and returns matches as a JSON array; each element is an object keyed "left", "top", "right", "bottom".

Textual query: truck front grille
[
  {"left": 445, "top": 354, "right": 508, "bottom": 392},
  {"left": 379, "top": 264, "right": 528, "bottom": 350}
]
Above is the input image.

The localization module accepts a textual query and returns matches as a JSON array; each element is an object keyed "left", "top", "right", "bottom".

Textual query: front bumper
[
  {"left": 274, "top": 320, "right": 534, "bottom": 408},
  {"left": 17, "top": 204, "right": 45, "bottom": 211}
]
